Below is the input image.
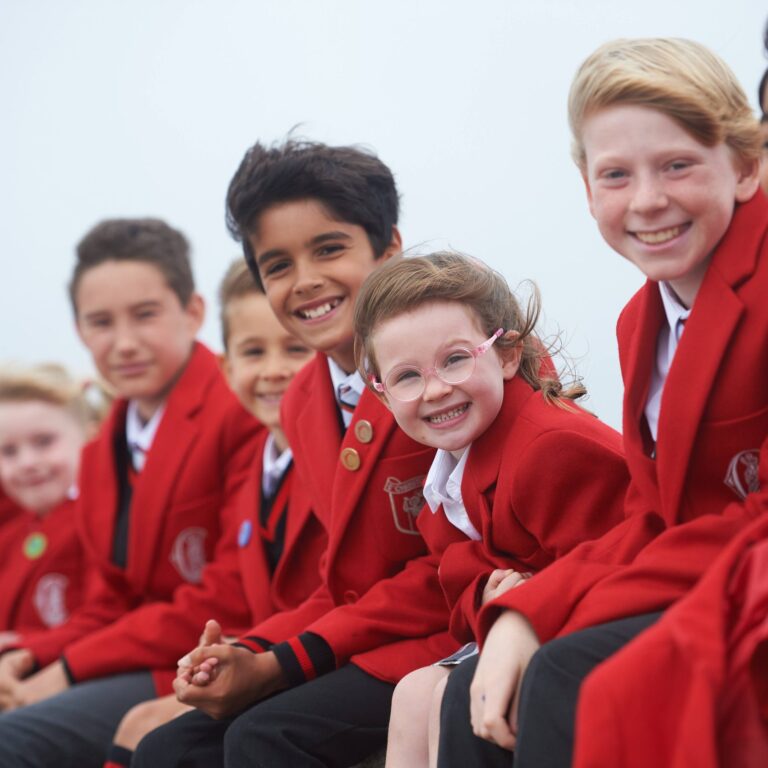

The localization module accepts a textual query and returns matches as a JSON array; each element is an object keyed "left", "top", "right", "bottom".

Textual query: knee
[
  {"left": 391, "top": 667, "right": 448, "bottom": 725},
  {"left": 223, "top": 708, "right": 274, "bottom": 765},
  {"left": 114, "top": 698, "right": 156, "bottom": 749}
]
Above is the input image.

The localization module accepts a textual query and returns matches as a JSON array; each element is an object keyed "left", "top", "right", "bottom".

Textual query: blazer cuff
[
  {"left": 234, "top": 635, "right": 273, "bottom": 654},
  {"left": 59, "top": 655, "right": 77, "bottom": 685},
  {"left": 272, "top": 632, "right": 335, "bottom": 687}
]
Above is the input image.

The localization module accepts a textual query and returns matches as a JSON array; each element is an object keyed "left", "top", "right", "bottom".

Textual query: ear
[
  {"left": 581, "top": 170, "right": 597, "bottom": 219},
  {"left": 218, "top": 352, "right": 233, "bottom": 383},
  {"left": 184, "top": 293, "right": 206, "bottom": 335},
  {"left": 734, "top": 156, "right": 761, "bottom": 204},
  {"left": 499, "top": 331, "right": 523, "bottom": 381},
  {"left": 380, "top": 226, "right": 403, "bottom": 264},
  {"left": 370, "top": 385, "right": 393, "bottom": 412}
]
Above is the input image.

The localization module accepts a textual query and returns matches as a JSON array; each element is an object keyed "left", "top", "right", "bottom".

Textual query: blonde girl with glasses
[{"left": 353, "top": 251, "right": 630, "bottom": 768}]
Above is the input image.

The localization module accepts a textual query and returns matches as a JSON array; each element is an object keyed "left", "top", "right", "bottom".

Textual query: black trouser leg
[
  {"left": 514, "top": 612, "right": 662, "bottom": 768},
  {"left": 224, "top": 664, "right": 394, "bottom": 768},
  {"left": 436, "top": 613, "right": 663, "bottom": 768},
  {"left": 133, "top": 664, "right": 394, "bottom": 768},
  {"left": 437, "top": 656, "right": 513, "bottom": 768},
  {"left": 132, "top": 708, "right": 231, "bottom": 768}
]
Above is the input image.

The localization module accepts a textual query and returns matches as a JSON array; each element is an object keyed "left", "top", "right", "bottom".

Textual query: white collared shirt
[
  {"left": 125, "top": 401, "right": 166, "bottom": 471},
  {"left": 327, "top": 357, "right": 366, "bottom": 428},
  {"left": 644, "top": 282, "right": 691, "bottom": 442},
  {"left": 423, "top": 448, "right": 481, "bottom": 541},
  {"left": 261, "top": 433, "right": 293, "bottom": 497}
]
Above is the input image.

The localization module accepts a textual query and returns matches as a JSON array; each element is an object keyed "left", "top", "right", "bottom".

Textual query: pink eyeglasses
[{"left": 371, "top": 329, "right": 504, "bottom": 402}]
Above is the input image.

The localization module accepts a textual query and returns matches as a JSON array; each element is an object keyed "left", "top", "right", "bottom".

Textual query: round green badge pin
[{"left": 23, "top": 532, "right": 47, "bottom": 560}]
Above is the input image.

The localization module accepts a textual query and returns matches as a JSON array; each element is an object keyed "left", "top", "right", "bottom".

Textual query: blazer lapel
[
  {"left": 126, "top": 344, "right": 208, "bottom": 591},
  {"left": 327, "top": 389, "right": 396, "bottom": 546},
  {"left": 84, "top": 402, "right": 126, "bottom": 563},
  {"left": 655, "top": 266, "right": 744, "bottom": 522},
  {"left": 465, "top": 377, "right": 532, "bottom": 535},
  {"left": 621, "top": 283, "right": 663, "bottom": 450},
  {"left": 291, "top": 358, "right": 343, "bottom": 528}
]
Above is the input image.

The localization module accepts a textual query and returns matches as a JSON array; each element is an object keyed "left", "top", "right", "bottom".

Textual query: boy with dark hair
[
  {"left": 133, "top": 140, "right": 441, "bottom": 767},
  {"left": 437, "top": 37, "right": 767, "bottom": 768},
  {"left": 0, "top": 218, "right": 262, "bottom": 767}
]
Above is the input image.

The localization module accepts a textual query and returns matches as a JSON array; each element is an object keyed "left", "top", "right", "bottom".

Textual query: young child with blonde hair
[{"left": 0, "top": 364, "right": 92, "bottom": 644}]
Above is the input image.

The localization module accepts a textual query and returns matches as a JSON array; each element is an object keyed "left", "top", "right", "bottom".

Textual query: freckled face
[{"left": 582, "top": 105, "right": 758, "bottom": 307}]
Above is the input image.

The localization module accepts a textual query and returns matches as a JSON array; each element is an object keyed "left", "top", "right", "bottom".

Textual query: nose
[
  {"left": 113, "top": 319, "right": 140, "bottom": 356},
  {"left": 15, "top": 443, "right": 40, "bottom": 470},
  {"left": 422, "top": 371, "right": 452, "bottom": 402},
  {"left": 293, "top": 260, "right": 324, "bottom": 296},
  {"left": 629, "top": 172, "right": 668, "bottom": 214},
  {"left": 260, "top": 351, "right": 289, "bottom": 380}
]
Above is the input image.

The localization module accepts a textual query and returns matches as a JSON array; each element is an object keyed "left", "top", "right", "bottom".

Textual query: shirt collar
[
  {"left": 262, "top": 433, "right": 293, "bottom": 496},
  {"left": 126, "top": 400, "right": 166, "bottom": 456},
  {"left": 327, "top": 357, "right": 366, "bottom": 403},
  {"left": 658, "top": 281, "right": 691, "bottom": 335},
  {"left": 423, "top": 448, "right": 470, "bottom": 513}
]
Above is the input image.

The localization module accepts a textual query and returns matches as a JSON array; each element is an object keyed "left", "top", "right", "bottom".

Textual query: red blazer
[
  {"left": 423, "top": 377, "right": 627, "bottom": 644},
  {"left": 0, "top": 499, "right": 86, "bottom": 634},
  {"left": 479, "top": 192, "right": 768, "bottom": 646},
  {"left": 350, "top": 377, "right": 628, "bottom": 678},
  {"left": 18, "top": 343, "right": 262, "bottom": 694},
  {"left": 237, "top": 354, "right": 438, "bottom": 682},
  {"left": 572, "top": 514, "right": 768, "bottom": 768},
  {"left": 233, "top": 430, "right": 327, "bottom": 627}
]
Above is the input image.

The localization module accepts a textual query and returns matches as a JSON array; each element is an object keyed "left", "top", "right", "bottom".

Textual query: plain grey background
[{"left": 2, "top": 0, "right": 766, "bottom": 429}]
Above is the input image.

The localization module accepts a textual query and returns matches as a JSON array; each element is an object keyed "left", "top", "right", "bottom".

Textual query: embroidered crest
[
  {"left": 34, "top": 573, "right": 69, "bottom": 627},
  {"left": 238, "top": 519, "right": 253, "bottom": 548},
  {"left": 384, "top": 475, "right": 426, "bottom": 536},
  {"left": 724, "top": 449, "right": 761, "bottom": 500},
  {"left": 170, "top": 527, "right": 208, "bottom": 583}
]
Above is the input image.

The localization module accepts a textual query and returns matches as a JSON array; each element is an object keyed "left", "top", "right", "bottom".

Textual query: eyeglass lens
[{"left": 385, "top": 349, "right": 476, "bottom": 401}]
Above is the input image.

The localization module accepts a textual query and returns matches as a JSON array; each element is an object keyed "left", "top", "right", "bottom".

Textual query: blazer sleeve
[
  {"left": 304, "top": 551, "right": 447, "bottom": 664},
  {"left": 57, "top": 419, "right": 259, "bottom": 682},
  {"left": 477, "top": 459, "right": 768, "bottom": 646},
  {"left": 236, "top": 569, "right": 336, "bottom": 651},
  {"left": 18, "top": 560, "right": 136, "bottom": 668},
  {"left": 450, "top": 427, "right": 629, "bottom": 642}
]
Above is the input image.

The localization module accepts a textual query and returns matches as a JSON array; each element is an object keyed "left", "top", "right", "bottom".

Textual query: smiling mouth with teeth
[
  {"left": 427, "top": 404, "right": 469, "bottom": 424},
  {"left": 633, "top": 225, "right": 686, "bottom": 245},
  {"left": 297, "top": 298, "right": 342, "bottom": 320}
]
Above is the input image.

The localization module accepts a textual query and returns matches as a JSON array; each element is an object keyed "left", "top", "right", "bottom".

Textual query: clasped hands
[
  {"left": 0, "top": 649, "right": 69, "bottom": 711},
  {"left": 173, "top": 619, "right": 286, "bottom": 719}
]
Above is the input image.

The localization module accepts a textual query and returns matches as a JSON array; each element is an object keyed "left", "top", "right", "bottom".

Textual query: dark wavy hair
[{"left": 226, "top": 140, "right": 399, "bottom": 288}]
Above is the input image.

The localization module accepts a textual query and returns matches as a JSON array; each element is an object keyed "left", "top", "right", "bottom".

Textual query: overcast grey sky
[{"left": 2, "top": 0, "right": 765, "bottom": 429}]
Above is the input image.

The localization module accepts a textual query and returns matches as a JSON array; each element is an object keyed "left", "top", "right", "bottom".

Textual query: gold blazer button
[
  {"left": 354, "top": 420, "right": 374, "bottom": 444},
  {"left": 340, "top": 447, "right": 361, "bottom": 471}
]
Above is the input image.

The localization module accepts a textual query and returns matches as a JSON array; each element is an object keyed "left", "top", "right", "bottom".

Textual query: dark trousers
[
  {"left": 133, "top": 664, "right": 394, "bottom": 768},
  {"left": 437, "top": 612, "right": 662, "bottom": 768},
  {"left": 0, "top": 671, "right": 155, "bottom": 768}
]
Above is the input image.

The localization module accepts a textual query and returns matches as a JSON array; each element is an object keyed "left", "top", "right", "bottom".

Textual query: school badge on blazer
[
  {"left": 384, "top": 475, "right": 426, "bottom": 535},
  {"left": 724, "top": 449, "right": 760, "bottom": 500},
  {"left": 169, "top": 527, "right": 208, "bottom": 583},
  {"left": 34, "top": 573, "right": 69, "bottom": 627}
]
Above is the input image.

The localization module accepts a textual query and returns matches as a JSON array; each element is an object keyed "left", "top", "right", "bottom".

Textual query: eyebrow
[
  {"left": 81, "top": 300, "right": 162, "bottom": 322},
  {"left": 256, "top": 230, "right": 353, "bottom": 269}
]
